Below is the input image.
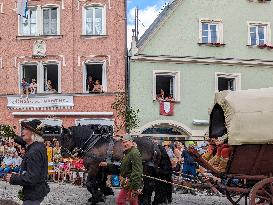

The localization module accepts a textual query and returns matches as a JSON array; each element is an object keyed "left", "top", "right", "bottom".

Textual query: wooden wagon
[{"left": 190, "top": 88, "right": 273, "bottom": 205}]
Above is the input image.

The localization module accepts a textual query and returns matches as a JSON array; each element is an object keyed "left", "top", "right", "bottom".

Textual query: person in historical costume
[
  {"left": 5, "top": 120, "right": 50, "bottom": 205},
  {"left": 202, "top": 138, "right": 217, "bottom": 161},
  {"left": 208, "top": 134, "right": 231, "bottom": 172},
  {"left": 100, "top": 135, "right": 143, "bottom": 205}
]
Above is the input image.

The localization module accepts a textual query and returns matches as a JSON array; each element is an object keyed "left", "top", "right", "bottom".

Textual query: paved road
[{"left": 0, "top": 181, "right": 235, "bottom": 205}]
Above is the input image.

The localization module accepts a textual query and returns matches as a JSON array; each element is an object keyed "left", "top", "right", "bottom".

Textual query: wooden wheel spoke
[
  {"left": 256, "top": 195, "right": 271, "bottom": 201},
  {"left": 261, "top": 188, "right": 272, "bottom": 199},
  {"left": 270, "top": 183, "right": 273, "bottom": 195},
  {"left": 250, "top": 177, "right": 273, "bottom": 205}
]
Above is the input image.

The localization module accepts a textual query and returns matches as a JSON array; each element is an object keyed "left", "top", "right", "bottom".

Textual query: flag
[
  {"left": 160, "top": 101, "right": 174, "bottom": 116},
  {"left": 17, "top": 0, "right": 28, "bottom": 18}
]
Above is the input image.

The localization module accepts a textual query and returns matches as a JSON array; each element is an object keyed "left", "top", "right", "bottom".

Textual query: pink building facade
[{"left": 0, "top": 0, "right": 126, "bottom": 137}]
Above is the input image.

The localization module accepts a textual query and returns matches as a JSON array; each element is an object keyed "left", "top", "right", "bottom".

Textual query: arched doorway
[{"left": 132, "top": 120, "right": 192, "bottom": 140}]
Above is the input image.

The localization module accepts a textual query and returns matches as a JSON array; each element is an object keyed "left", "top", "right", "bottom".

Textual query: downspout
[{"left": 124, "top": 0, "right": 129, "bottom": 106}]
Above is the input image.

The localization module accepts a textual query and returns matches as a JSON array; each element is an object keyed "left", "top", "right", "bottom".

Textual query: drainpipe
[{"left": 124, "top": 0, "right": 129, "bottom": 106}]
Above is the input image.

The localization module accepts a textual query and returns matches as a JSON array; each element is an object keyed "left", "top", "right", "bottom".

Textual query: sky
[{"left": 127, "top": 0, "right": 171, "bottom": 47}]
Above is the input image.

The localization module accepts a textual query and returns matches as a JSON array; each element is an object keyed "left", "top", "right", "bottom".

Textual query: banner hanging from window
[{"left": 159, "top": 101, "right": 174, "bottom": 116}]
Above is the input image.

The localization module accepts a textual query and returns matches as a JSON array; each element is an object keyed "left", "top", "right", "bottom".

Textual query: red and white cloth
[{"left": 159, "top": 101, "right": 174, "bottom": 116}]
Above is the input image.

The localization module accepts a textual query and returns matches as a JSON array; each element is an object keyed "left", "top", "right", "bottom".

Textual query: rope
[{"left": 142, "top": 174, "right": 196, "bottom": 191}]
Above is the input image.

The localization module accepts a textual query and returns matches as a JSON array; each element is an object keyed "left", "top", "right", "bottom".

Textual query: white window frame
[
  {"left": 215, "top": 72, "right": 241, "bottom": 92},
  {"left": 19, "top": 118, "right": 63, "bottom": 134},
  {"left": 18, "top": 4, "right": 60, "bottom": 36},
  {"left": 83, "top": 61, "right": 107, "bottom": 93},
  {"left": 247, "top": 21, "right": 271, "bottom": 46},
  {"left": 0, "top": 3, "right": 4, "bottom": 13},
  {"left": 75, "top": 118, "right": 114, "bottom": 126},
  {"left": 153, "top": 70, "right": 181, "bottom": 102},
  {"left": 41, "top": 5, "right": 61, "bottom": 36},
  {"left": 199, "top": 18, "right": 224, "bottom": 44},
  {"left": 82, "top": 4, "right": 106, "bottom": 35},
  {"left": 19, "top": 61, "right": 61, "bottom": 94},
  {"left": 18, "top": 6, "right": 38, "bottom": 36}
]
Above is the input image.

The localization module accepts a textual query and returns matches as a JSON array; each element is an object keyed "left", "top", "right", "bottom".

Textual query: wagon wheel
[
  {"left": 226, "top": 179, "right": 249, "bottom": 205},
  {"left": 249, "top": 177, "right": 273, "bottom": 205}
]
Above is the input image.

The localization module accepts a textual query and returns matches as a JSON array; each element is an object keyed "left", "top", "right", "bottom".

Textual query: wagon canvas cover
[{"left": 212, "top": 87, "right": 273, "bottom": 145}]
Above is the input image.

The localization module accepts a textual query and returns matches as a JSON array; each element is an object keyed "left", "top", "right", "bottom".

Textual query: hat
[
  {"left": 21, "top": 119, "right": 44, "bottom": 136},
  {"left": 188, "top": 141, "right": 195, "bottom": 146},
  {"left": 122, "top": 134, "right": 134, "bottom": 142}
]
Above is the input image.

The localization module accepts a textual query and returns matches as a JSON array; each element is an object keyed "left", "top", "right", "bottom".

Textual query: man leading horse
[{"left": 99, "top": 134, "right": 143, "bottom": 205}]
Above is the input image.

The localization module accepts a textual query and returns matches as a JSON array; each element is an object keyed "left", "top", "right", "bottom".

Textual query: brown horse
[{"left": 59, "top": 125, "right": 172, "bottom": 205}]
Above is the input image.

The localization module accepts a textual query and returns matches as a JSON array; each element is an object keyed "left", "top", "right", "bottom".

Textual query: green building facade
[{"left": 129, "top": 0, "right": 273, "bottom": 139}]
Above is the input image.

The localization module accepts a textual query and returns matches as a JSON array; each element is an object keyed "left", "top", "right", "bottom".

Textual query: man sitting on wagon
[{"left": 202, "top": 134, "right": 231, "bottom": 173}]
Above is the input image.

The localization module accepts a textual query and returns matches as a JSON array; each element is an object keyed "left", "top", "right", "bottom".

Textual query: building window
[
  {"left": 83, "top": 5, "right": 106, "bottom": 35},
  {"left": 215, "top": 73, "right": 241, "bottom": 92},
  {"left": 20, "top": 8, "right": 37, "bottom": 36},
  {"left": 248, "top": 22, "right": 270, "bottom": 46},
  {"left": 19, "top": 6, "right": 60, "bottom": 36},
  {"left": 153, "top": 71, "right": 180, "bottom": 101},
  {"left": 20, "top": 119, "right": 63, "bottom": 140},
  {"left": 199, "top": 19, "right": 223, "bottom": 44},
  {"left": 20, "top": 62, "right": 61, "bottom": 94},
  {"left": 43, "top": 64, "right": 59, "bottom": 93},
  {"left": 75, "top": 119, "right": 114, "bottom": 126},
  {"left": 42, "top": 7, "right": 58, "bottom": 35},
  {"left": 83, "top": 62, "right": 107, "bottom": 93}
]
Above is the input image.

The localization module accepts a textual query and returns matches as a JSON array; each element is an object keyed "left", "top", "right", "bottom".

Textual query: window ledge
[
  {"left": 247, "top": 44, "right": 273, "bottom": 49},
  {"left": 16, "top": 35, "right": 63, "bottom": 40},
  {"left": 248, "top": 0, "right": 271, "bottom": 3},
  {"left": 5, "top": 92, "right": 123, "bottom": 98},
  {"left": 153, "top": 99, "right": 180, "bottom": 103},
  {"left": 81, "top": 35, "right": 108, "bottom": 39},
  {"left": 198, "top": 42, "right": 226, "bottom": 47}
]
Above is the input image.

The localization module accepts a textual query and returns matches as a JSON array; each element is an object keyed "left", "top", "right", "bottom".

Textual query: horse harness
[
  {"left": 74, "top": 134, "right": 116, "bottom": 163},
  {"left": 74, "top": 135, "right": 159, "bottom": 168}
]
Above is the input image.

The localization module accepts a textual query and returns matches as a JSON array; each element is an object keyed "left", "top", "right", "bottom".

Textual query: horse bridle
[{"left": 72, "top": 134, "right": 115, "bottom": 163}]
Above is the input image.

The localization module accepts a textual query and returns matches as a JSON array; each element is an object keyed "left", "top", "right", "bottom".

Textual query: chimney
[{"left": 131, "top": 29, "right": 138, "bottom": 56}]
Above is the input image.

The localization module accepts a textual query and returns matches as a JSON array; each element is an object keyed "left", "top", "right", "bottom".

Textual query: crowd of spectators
[
  {"left": 0, "top": 137, "right": 86, "bottom": 186},
  {"left": 45, "top": 139, "right": 86, "bottom": 185},
  {"left": 0, "top": 138, "right": 24, "bottom": 177}
]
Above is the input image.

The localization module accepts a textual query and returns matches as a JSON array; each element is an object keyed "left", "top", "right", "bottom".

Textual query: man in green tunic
[{"left": 100, "top": 135, "right": 143, "bottom": 205}]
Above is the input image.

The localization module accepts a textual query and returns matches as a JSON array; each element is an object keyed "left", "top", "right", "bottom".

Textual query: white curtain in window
[
  {"left": 43, "top": 8, "right": 57, "bottom": 35},
  {"left": 85, "top": 7, "right": 103, "bottom": 35},
  {"left": 21, "top": 9, "right": 37, "bottom": 36}
]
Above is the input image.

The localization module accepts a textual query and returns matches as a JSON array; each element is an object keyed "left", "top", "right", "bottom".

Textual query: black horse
[{"left": 59, "top": 125, "right": 173, "bottom": 205}]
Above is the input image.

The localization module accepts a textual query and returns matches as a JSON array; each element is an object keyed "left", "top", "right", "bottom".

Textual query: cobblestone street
[{"left": 0, "top": 181, "right": 236, "bottom": 205}]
